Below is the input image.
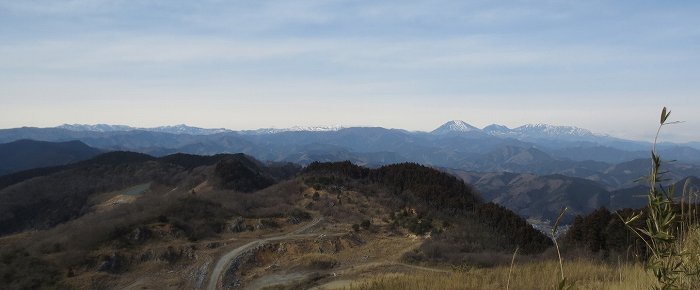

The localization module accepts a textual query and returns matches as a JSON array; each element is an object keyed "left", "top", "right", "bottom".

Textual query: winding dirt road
[{"left": 205, "top": 217, "right": 323, "bottom": 290}]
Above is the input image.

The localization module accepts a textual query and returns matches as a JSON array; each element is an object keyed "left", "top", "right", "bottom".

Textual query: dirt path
[
  {"left": 337, "top": 260, "right": 450, "bottom": 275},
  {"left": 395, "top": 262, "right": 450, "bottom": 273},
  {"left": 205, "top": 217, "right": 323, "bottom": 290},
  {"left": 244, "top": 272, "right": 309, "bottom": 290}
]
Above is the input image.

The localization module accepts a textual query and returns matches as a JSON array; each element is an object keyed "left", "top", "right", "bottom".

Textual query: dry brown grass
[
  {"left": 297, "top": 253, "right": 339, "bottom": 270},
  {"left": 342, "top": 259, "right": 657, "bottom": 290},
  {"left": 676, "top": 225, "right": 700, "bottom": 288}
]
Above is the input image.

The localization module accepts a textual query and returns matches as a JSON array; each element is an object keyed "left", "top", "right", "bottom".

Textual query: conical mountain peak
[{"left": 431, "top": 120, "right": 481, "bottom": 134}]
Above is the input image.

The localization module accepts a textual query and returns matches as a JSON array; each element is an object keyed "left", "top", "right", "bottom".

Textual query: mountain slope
[
  {"left": 447, "top": 164, "right": 700, "bottom": 224},
  {"left": 447, "top": 169, "right": 611, "bottom": 222},
  {"left": 595, "top": 158, "right": 700, "bottom": 189},
  {"left": 0, "top": 151, "right": 297, "bottom": 235},
  {"left": 461, "top": 146, "right": 608, "bottom": 176},
  {"left": 548, "top": 146, "right": 647, "bottom": 163},
  {"left": 0, "top": 156, "right": 552, "bottom": 290},
  {"left": 304, "top": 161, "right": 551, "bottom": 253},
  {"left": 0, "top": 139, "right": 103, "bottom": 175}
]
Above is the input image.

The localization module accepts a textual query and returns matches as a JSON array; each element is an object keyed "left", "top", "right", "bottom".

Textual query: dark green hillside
[
  {"left": 0, "top": 151, "right": 156, "bottom": 191},
  {"left": 0, "top": 151, "right": 298, "bottom": 236},
  {"left": 0, "top": 165, "right": 68, "bottom": 191},
  {"left": 159, "top": 152, "right": 226, "bottom": 169},
  {"left": 0, "top": 154, "right": 182, "bottom": 235},
  {"left": 78, "top": 150, "right": 155, "bottom": 165},
  {"left": 371, "top": 163, "right": 482, "bottom": 212},
  {"left": 565, "top": 178, "right": 700, "bottom": 255},
  {"left": 0, "top": 139, "right": 103, "bottom": 175},
  {"left": 214, "top": 154, "right": 283, "bottom": 192},
  {"left": 161, "top": 153, "right": 300, "bottom": 179},
  {"left": 564, "top": 207, "right": 640, "bottom": 254},
  {"left": 303, "top": 161, "right": 551, "bottom": 255}
]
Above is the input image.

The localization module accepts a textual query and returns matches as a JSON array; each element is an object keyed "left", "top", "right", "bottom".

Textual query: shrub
[
  {"left": 260, "top": 219, "right": 280, "bottom": 228},
  {"left": 164, "top": 197, "right": 232, "bottom": 241},
  {"left": 0, "top": 248, "right": 71, "bottom": 290},
  {"left": 361, "top": 219, "right": 371, "bottom": 229}
]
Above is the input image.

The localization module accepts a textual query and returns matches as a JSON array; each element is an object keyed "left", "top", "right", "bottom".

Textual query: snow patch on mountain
[
  {"left": 58, "top": 124, "right": 231, "bottom": 135},
  {"left": 240, "top": 125, "right": 344, "bottom": 135},
  {"left": 58, "top": 124, "right": 134, "bottom": 132},
  {"left": 514, "top": 124, "right": 595, "bottom": 137},
  {"left": 148, "top": 124, "right": 231, "bottom": 135},
  {"left": 482, "top": 124, "right": 511, "bottom": 136},
  {"left": 480, "top": 123, "right": 607, "bottom": 141}
]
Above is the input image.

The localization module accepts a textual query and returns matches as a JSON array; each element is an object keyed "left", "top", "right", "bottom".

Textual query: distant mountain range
[
  {"left": 57, "top": 123, "right": 348, "bottom": 136},
  {"left": 434, "top": 120, "right": 600, "bottom": 140},
  {"left": 2, "top": 136, "right": 699, "bottom": 226},
  {"left": 2, "top": 121, "right": 700, "bottom": 192},
  {"left": 239, "top": 125, "right": 345, "bottom": 135},
  {"left": 58, "top": 124, "right": 233, "bottom": 135},
  {"left": 40, "top": 121, "right": 697, "bottom": 150}
]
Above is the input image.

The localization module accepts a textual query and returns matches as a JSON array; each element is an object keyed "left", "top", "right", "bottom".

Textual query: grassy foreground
[
  {"left": 344, "top": 225, "right": 700, "bottom": 290},
  {"left": 344, "top": 260, "right": 657, "bottom": 290}
]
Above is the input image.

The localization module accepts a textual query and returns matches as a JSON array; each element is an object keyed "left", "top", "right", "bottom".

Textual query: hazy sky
[{"left": 1, "top": 1, "right": 698, "bottom": 142}]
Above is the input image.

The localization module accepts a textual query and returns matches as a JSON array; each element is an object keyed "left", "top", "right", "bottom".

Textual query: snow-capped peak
[
  {"left": 147, "top": 124, "right": 231, "bottom": 135},
  {"left": 240, "top": 125, "right": 344, "bottom": 135},
  {"left": 431, "top": 120, "right": 481, "bottom": 135},
  {"left": 287, "top": 125, "right": 344, "bottom": 132},
  {"left": 57, "top": 124, "right": 231, "bottom": 135},
  {"left": 514, "top": 123, "right": 594, "bottom": 137},
  {"left": 58, "top": 124, "right": 134, "bottom": 132},
  {"left": 480, "top": 123, "right": 608, "bottom": 141},
  {"left": 482, "top": 124, "right": 511, "bottom": 135}
]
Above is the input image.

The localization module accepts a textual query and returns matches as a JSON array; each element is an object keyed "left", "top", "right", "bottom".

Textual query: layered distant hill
[
  {"left": 447, "top": 169, "right": 700, "bottom": 223},
  {"left": 0, "top": 139, "right": 102, "bottom": 175},
  {"left": 2, "top": 121, "right": 699, "bottom": 181},
  {"left": 1, "top": 129, "right": 698, "bottom": 233}
]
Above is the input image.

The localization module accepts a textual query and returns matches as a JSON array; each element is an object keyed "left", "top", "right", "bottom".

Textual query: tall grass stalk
[
  {"left": 552, "top": 207, "right": 572, "bottom": 290},
  {"left": 621, "top": 107, "right": 694, "bottom": 290},
  {"left": 506, "top": 246, "right": 519, "bottom": 290}
]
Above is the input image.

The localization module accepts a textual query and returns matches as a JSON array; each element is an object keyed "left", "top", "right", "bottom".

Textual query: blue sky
[{"left": 1, "top": 0, "right": 698, "bottom": 141}]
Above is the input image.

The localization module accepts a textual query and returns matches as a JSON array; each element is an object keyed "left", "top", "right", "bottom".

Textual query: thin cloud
[{"left": 0, "top": 0, "right": 698, "bottom": 142}]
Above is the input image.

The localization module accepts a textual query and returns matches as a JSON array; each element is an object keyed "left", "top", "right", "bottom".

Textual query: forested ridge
[{"left": 304, "top": 161, "right": 551, "bottom": 254}]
